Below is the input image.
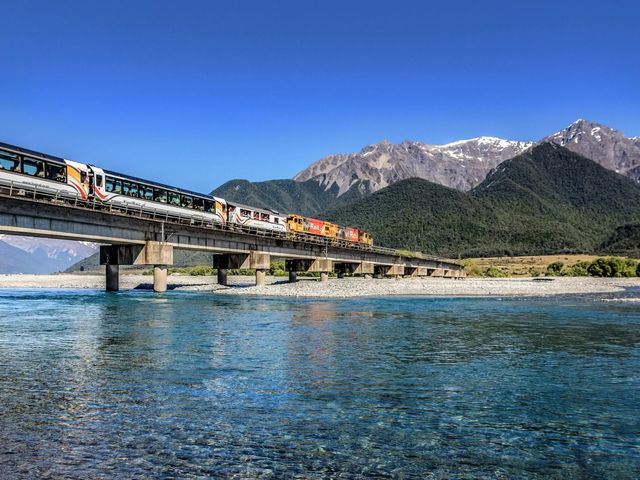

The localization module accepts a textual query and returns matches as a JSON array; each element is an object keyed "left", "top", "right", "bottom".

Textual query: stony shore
[{"left": 0, "top": 274, "right": 639, "bottom": 298}]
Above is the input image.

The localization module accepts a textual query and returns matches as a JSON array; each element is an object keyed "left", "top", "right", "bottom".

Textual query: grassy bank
[{"left": 462, "top": 255, "right": 640, "bottom": 278}]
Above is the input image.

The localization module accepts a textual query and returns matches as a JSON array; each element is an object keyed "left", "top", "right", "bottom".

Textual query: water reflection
[{"left": 0, "top": 291, "right": 639, "bottom": 478}]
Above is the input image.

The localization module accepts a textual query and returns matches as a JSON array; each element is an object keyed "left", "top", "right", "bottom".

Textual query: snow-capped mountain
[
  {"left": 294, "top": 119, "right": 640, "bottom": 194},
  {"left": 543, "top": 119, "right": 640, "bottom": 182},
  {"left": 0, "top": 235, "right": 99, "bottom": 274},
  {"left": 294, "top": 137, "right": 533, "bottom": 194}
]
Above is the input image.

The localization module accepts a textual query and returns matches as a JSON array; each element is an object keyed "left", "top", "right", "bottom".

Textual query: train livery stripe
[
  {"left": 68, "top": 179, "right": 87, "bottom": 199},
  {"left": 94, "top": 188, "right": 108, "bottom": 200}
]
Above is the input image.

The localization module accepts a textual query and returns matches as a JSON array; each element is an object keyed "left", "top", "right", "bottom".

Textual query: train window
[
  {"left": 45, "top": 163, "right": 66, "bottom": 182},
  {"left": 123, "top": 181, "right": 138, "bottom": 197},
  {"left": 138, "top": 184, "right": 153, "bottom": 201},
  {"left": 204, "top": 200, "right": 215, "bottom": 212},
  {"left": 192, "top": 197, "right": 204, "bottom": 210},
  {"left": 240, "top": 209, "right": 250, "bottom": 216},
  {"left": 105, "top": 177, "right": 122, "bottom": 193},
  {"left": 154, "top": 188, "right": 167, "bottom": 203},
  {"left": 253, "top": 212, "right": 260, "bottom": 220},
  {"left": 181, "top": 195, "right": 193, "bottom": 208},
  {"left": 22, "top": 158, "right": 45, "bottom": 177},
  {"left": 0, "top": 150, "right": 20, "bottom": 171},
  {"left": 261, "top": 213, "right": 269, "bottom": 221},
  {"left": 168, "top": 192, "right": 180, "bottom": 206}
]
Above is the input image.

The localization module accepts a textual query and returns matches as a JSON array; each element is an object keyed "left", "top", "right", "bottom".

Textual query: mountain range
[
  {"left": 323, "top": 143, "right": 640, "bottom": 257},
  {"left": 213, "top": 119, "right": 640, "bottom": 218},
  {"left": 294, "top": 136, "right": 533, "bottom": 193},
  {"left": 3, "top": 118, "right": 639, "bottom": 273},
  {"left": 293, "top": 118, "right": 640, "bottom": 195}
]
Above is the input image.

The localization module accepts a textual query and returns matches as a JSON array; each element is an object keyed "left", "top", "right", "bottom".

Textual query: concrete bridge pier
[
  {"left": 106, "top": 264, "right": 119, "bottom": 292},
  {"left": 154, "top": 265, "right": 168, "bottom": 293},
  {"left": 217, "top": 268, "right": 228, "bottom": 286},
  {"left": 214, "top": 251, "right": 271, "bottom": 287},
  {"left": 353, "top": 262, "right": 374, "bottom": 277},
  {"left": 256, "top": 269, "right": 267, "bottom": 287},
  {"left": 286, "top": 258, "right": 333, "bottom": 284},
  {"left": 375, "top": 264, "right": 405, "bottom": 278},
  {"left": 100, "top": 241, "right": 173, "bottom": 292}
]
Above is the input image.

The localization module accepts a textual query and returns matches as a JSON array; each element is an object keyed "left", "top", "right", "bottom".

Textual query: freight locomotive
[{"left": 0, "top": 142, "right": 373, "bottom": 246}]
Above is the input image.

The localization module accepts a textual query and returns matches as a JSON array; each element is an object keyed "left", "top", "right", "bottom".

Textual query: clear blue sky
[{"left": 1, "top": 0, "right": 638, "bottom": 192}]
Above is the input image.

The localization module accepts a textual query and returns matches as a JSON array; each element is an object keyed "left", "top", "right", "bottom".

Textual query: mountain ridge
[
  {"left": 294, "top": 136, "right": 533, "bottom": 194},
  {"left": 324, "top": 143, "right": 640, "bottom": 257},
  {"left": 294, "top": 119, "right": 640, "bottom": 197}
]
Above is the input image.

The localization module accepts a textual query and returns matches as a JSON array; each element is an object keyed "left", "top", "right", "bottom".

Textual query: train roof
[{"left": 0, "top": 141, "right": 66, "bottom": 163}]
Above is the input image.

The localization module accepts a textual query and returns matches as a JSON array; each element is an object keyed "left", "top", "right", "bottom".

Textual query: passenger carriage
[
  {"left": 98, "top": 170, "right": 227, "bottom": 226},
  {"left": 227, "top": 203, "right": 287, "bottom": 233},
  {"left": 0, "top": 141, "right": 373, "bottom": 247},
  {"left": 0, "top": 142, "right": 91, "bottom": 200}
]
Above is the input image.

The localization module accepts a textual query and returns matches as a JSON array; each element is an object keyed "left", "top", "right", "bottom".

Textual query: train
[{"left": 0, "top": 141, "right": 373, "bottom": 246}]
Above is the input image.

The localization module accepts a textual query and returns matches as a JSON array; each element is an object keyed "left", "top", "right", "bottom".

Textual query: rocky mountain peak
[
  {"left": 294, "top": 136, "right": 533, "bottom": 195},
  {"left": 543, "top": 119, "right": 640, "bottom": 178}
]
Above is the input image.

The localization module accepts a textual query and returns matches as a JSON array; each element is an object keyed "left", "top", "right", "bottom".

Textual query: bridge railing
[{"left": 0, "top": 180, "right": 450, "bottom": 264}]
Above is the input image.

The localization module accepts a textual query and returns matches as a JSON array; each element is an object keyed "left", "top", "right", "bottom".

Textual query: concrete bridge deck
[{"left": 0, "top": 187, "right": 465, "bottom": 291}]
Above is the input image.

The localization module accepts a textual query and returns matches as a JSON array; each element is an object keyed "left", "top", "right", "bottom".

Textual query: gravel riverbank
[{"left": 0, "top": 274, "right": 639, "bottom": 298}]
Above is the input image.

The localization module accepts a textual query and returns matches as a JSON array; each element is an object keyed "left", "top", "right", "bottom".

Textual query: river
[{"left": 0, "top": 290, "right": 638, "bottom": 478}]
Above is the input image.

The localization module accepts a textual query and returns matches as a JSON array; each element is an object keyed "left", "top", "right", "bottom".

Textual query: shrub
[
  {"left": 546, "top": 261, "right": 564, "bottom": 276},
  {"left": 529, "top": 268, "right": 542, "bottom": 277},
  {"left": 269, "top": 260, "right": 287, "bottom": 277},
  {"left": 587, "top": 257, "right": 637, "bottom": 277},
  {"left": 462, "top": 259, "right": 482, "bottom": 277},
  {"left": 188, "top": 265, "right": 214, "bottom": 276},
  {"left": 485, "top": 266, "right": 507, "bottom": 278},
  {"left": 588, "top": 258, "right": 611, "bottom": 277},
  {"left": 563, "top": 261, "right": 590, "bottom": 277}
]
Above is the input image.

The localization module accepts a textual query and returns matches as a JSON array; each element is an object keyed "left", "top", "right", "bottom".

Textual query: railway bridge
[{"left": 0, "top": 186, "right": 465, "bottom": 292}]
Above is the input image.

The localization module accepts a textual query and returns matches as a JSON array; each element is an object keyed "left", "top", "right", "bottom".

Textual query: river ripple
[{"left": 0, "top": 290, "right": 639, "bottom": 478}]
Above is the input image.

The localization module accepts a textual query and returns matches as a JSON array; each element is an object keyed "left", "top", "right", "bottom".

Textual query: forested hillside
[{"left": 211, "top": 178, "right": 367, "bottom": 217}]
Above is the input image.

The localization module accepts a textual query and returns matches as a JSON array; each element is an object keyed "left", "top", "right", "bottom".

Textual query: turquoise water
[{"left": 0, "top": 290, "right": 639, "bottom": 479}]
